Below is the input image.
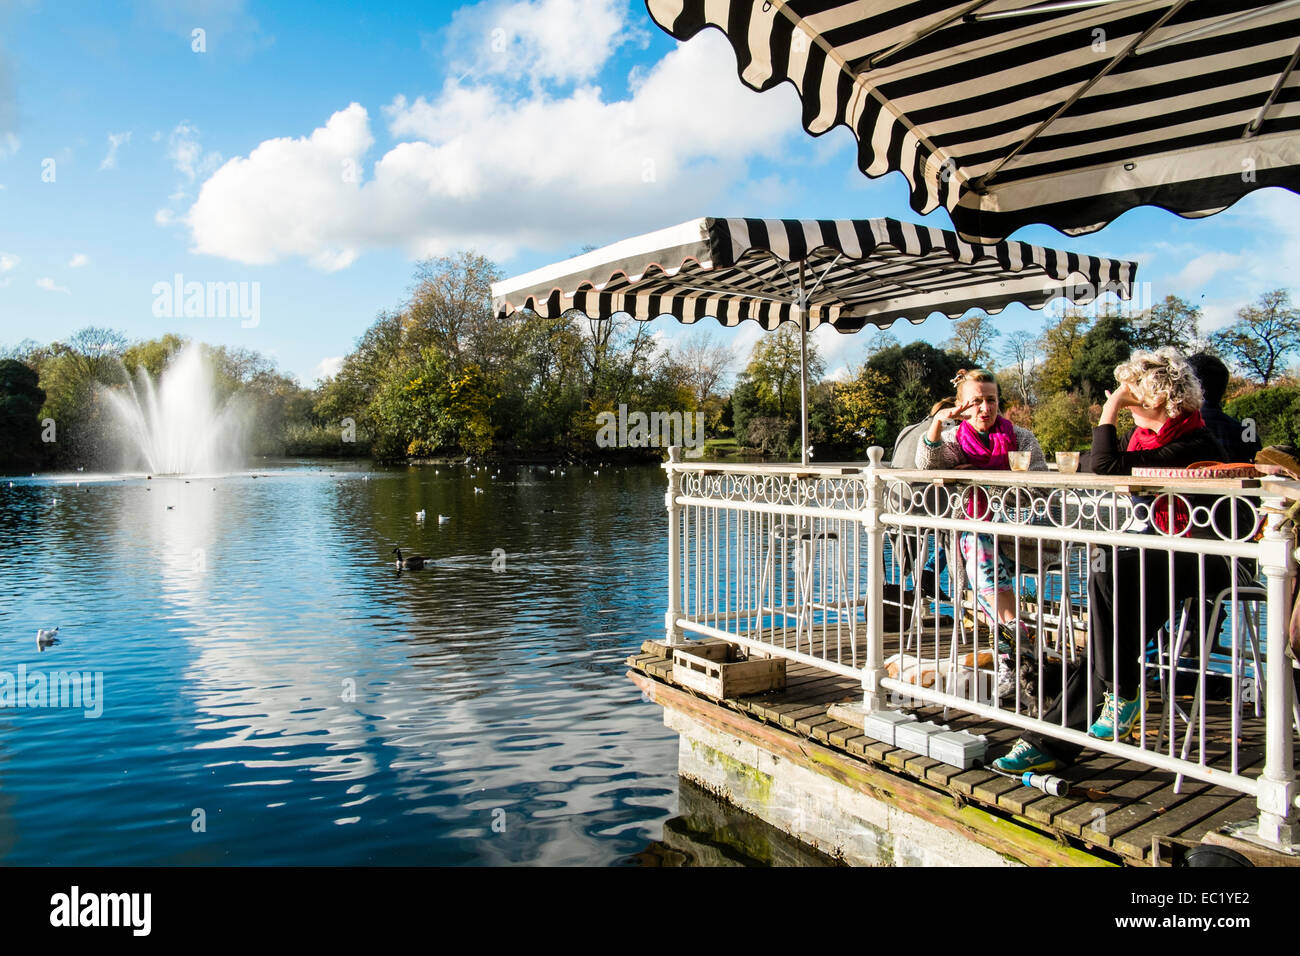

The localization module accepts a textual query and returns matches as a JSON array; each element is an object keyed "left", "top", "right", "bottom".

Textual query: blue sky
[{"left": 2, "top": 0, "right": 1298, "bottom": 385}]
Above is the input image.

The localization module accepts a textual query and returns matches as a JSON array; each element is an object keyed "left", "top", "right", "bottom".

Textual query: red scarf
[
  {"left": 1127, "top": 409, "right": 1205, "bottom": 452},
  {"left": 1127, "top": 410, "right": 1205, "bottom": 535}
]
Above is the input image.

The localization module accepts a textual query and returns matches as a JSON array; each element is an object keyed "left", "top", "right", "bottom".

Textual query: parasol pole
[{"left": 797, "top": 261, "right": 809, "bottom": 467}]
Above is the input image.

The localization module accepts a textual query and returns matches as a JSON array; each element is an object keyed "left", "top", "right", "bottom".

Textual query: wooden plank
[
  {"left": 997, "top": 755, "right": 1125, "bottom": 819},
  {"left": 828, "top": 725, "right": 860, "bottom": 750},
  {"left": 795, "top": 712, "right": 837, "bottom": 737},
  {"left": 1054, "top": 768, "right": 1171, "bottom": 843},
  {"left": 1092, "top": 748, "right": 1264, "bottom": 847},
  {"left": 950, "top": 768, "right": 1001, "bottom": 797},
  {"left": 1111, "top": 785, "right": 1247, "bottom": 860},
  {"left": 811, "top": 720, "right": 852, "bottom": 744},
  {"left": 972, "top": 774, "right": 1026, "bottom": 805},
  {"left": 1174, "top": 796, "right": 1258, "bottom": 846},
  {"left": 778, "top": 704, "right": 831, "bottom": 730}
]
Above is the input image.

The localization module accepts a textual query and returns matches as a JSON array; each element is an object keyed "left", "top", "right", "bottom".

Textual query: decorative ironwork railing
[{"left": 662, "top": 447, "right": 1299, "bottom": 849}]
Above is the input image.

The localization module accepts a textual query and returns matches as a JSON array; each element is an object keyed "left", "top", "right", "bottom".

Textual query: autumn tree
[
  {"left": 1035, "top": 310, "right": 1091, "bottom": 397},
  {"left": 745, "top": 323, "right": 825, "bottom": 420},
  {"left": 944, "top": 314, "right": 1001, "bottom": 369},
  {"left": 1133, "top": 295, "right": 1200, "bottom": 353},
  {"left": 1210, "top": 289, "right": 1300, "bottom": 386}
]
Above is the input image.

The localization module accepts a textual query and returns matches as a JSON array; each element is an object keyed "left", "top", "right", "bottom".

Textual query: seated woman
[
  {"left": 916, "top": 369, "right": 1046, "bottom": 690},
  {"left": 995, "top": 348, "right": 1230, "bottom": 773}
]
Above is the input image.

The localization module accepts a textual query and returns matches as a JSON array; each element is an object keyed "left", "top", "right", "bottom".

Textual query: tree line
[{"left": 1, "top": 249, "right": 1297, "bottom": 472}]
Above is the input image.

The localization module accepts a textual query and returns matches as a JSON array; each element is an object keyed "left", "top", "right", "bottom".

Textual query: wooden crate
[{"left": 672, "top": 643, "right": 787, "bottom": 698}]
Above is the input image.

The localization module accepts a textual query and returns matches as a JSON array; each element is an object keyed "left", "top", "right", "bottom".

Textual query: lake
[{"left": 0, "top": 461, "right": 767, "bottom": 865}]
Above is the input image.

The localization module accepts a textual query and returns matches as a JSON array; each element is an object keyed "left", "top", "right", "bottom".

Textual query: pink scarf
[
  {"left": 955, "top": 416, "right": 1018, "bottom": 520},
  {"left": 955, "top": 416, "right": 1018, "bottom": 470}
]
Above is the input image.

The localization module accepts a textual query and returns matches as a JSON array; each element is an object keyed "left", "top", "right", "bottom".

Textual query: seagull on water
[
  {"left": 37, "top": 627, "right": 59, "bottom": 650},
  {"left": 415, "top": 509, "right": 426, "bottom": 522},
  {"left": 438, "top": 514, "right": 451, "bottom": 524}
]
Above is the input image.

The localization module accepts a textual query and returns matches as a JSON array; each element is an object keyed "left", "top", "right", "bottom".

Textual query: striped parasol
[
  {"left": 646, "top": 0, "right": 1300, "bottom": 243},
  {"left": 492, "top": 216, "right": 1136, "bottom": 463}
]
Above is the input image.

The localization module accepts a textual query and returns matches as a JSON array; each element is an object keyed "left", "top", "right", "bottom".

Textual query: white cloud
[
  {"left": 155, "top": 208, "right": 176, "bottom": 226},
  {"left": 313, "top": 356, "right": 344, "bottom": 381},
  {"left": 168, "top": 122, "right": 223, "bottom": 182},
  {"left": 68, "top": 253, "right": 89, "bottom": 268},
  {"left": 1167, "top": 250, "right": 1248, "bottom": 292},
  {"left": 0, "top": 252, "right": 17, "bottom": 272},
  {"left": 0, "top": 132, "right": 17, "bottom": 160},
  {"left": 36, "top": 277, "right": 70, "bottom": 294},
  {"left": 444, "top": 0, "right": 632, "bottom": 87},
  {"left": 184, "top": 31, "right": 802, "bottom": 269},
  {"left": 100, "top": 131, "right": 131, "bottom": 169}
]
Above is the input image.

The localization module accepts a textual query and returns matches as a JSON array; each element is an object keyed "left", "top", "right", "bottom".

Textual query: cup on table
[
  {"left": 1007, "top": 451, "right": 1031, "bottom": 472},
  {"left": 1056, "top": 451, "right": 1080, "bottom": 474}
]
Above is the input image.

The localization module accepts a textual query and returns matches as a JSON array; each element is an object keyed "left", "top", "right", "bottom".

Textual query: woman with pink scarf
[{"left": 915, "top": 370, "right": 1047, "bottom": 687}]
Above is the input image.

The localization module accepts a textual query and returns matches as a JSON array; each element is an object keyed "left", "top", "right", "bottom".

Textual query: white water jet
[{"left": 104, "top": 346, "right": 248, "bottom": 474}]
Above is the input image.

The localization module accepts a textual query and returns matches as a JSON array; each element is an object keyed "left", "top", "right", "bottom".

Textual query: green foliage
[
  {"left": 1070, "top": 312, "right": 1135, "bottom": 400},
  {"left": 0, "top": 359, "right": 46, "bottom": 472},
  {"left": 1036, "top": 310, "right": 1090, "bottom": 397},
  {"left": 1225, "top": 383, "right": 1300, "bottom": 447},
  {"left": 1032, "top": 390, "right": 1093, "bottom": 457}
]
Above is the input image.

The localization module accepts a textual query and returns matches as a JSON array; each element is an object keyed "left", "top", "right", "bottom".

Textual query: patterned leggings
[{"left": 958, "top": 532, "right": 1016, "bottom": 630}]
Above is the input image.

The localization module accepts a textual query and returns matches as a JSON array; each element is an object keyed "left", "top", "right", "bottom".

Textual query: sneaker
[
  {"left": 993, "top": 738, "right": 1058, "bottom": 773},
  {"left": 1087, "top": 691, "right": 1141, "bottom": 740},
  {"left": 996, "top": 654, "right": 1015, "bottom": 698}
]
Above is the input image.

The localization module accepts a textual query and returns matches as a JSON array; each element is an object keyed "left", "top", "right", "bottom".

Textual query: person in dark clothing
[
  {"left": 995, "top": 348, "right": 1234, "bottom": 772},
  {"left": 1186, "top": 352, "right": 1262, "bottom": 463}
]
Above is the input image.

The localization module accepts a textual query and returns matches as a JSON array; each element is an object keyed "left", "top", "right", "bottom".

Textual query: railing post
[
  {"left": 665, "top": 445, "right": 686, "bottom": 647},
  {"left": 1256, "top": 493, "right": 1297, "bottom": 848},
  {"left": 862, "top": 446, "right": 887, "bottom": 711}
]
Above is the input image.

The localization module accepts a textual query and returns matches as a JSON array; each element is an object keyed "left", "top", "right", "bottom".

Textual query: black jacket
[{"left": 1089, "top": 424, "right": 1227, "bottom": 475}]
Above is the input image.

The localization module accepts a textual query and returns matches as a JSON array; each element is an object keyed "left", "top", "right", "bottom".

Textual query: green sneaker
[
  {"left": 992, "top": 738, "right": 1058, "bottom": 773},
  {"left": 1088, "top": 692, "right": 1141, "bottom": 740}
]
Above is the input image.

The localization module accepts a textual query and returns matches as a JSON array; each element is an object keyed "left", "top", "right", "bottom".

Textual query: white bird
[
  {"left": 473, "top": 487, "right": 484, "bottom": 494},
  {"left": 593, "top": 470, "right": 599, "bottom": 476},
  {"left": 36, "top": 627, "right": 59, "bottom": 650},
  {"left": 438, "top": 514, "right": 451, "bottom": 524},
  {"left": 415, "top": 509, "right": 426, "bottom": 522}
]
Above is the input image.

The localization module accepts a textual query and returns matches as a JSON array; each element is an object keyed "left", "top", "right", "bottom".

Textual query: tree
[
  {"left": 1032, "top": 390, "right": 1093, "bottom": 457},
  {"left": 944, "top": 314, "right": 1001, "bottom": 369},
  {"left": 1002, "top": 330, "right": 1039, "bottom": 407},
  {"left": 1210, "top": 289, "right": 1300, "bottom": 386},
  {"left": 674, "top": 331, "right": 734, "bottom": 406},
  {"left": 1035, "top": 310, "right": 1091, "bottom": 397},
  {"left": 1070, "top": 313, "right": 1135, "bottom": 401},
  {"left": 745, "top": 323, "right": 825, "bottom": 421},
  {"left": 0, "top": 359, "right": 46, "bottom": 471},
  {"left": 830, "top": 367, "right": 891, "bottom": 447},
  {"left": 1133, "top": 295, "right": 1200, "bottom": 353},
  {"left": 405, "top": 252, "right": 502, "bottom": 374}
]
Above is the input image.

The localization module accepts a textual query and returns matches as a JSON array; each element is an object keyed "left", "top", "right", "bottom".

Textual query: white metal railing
[{"left": 662, "top": 446, "right": 1300, "bottom": 850}]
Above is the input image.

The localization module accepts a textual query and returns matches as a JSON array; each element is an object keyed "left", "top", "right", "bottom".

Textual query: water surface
[{"left": 0, "top": 462, "right": 688, "bottom": 865}]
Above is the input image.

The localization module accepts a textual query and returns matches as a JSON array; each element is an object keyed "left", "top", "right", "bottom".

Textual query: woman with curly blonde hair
[{"left": 996, "top": 348, "right": 1233, "bottom": 774}]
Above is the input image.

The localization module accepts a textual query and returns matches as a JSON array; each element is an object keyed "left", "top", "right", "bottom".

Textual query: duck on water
[{"left": 392, "top": 548, "right": 430, "bottom": 570}]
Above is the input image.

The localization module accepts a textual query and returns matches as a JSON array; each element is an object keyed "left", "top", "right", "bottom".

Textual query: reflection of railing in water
[{"left": 663, "top": 447, "right": 1299, "bottom": 849}]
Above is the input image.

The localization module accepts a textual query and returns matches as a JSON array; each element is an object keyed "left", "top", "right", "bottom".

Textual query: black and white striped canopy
[
  {"left": 492, "top": 217, "right": 1136, "bottom": 330},
  {"left": 647, "top": 0, "right": 1300, "bottom": 243}
]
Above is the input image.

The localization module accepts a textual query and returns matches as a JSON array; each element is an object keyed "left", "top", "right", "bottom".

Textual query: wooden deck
[{"left": 628, "top": 627, "right": 1290, "bottom": 866}]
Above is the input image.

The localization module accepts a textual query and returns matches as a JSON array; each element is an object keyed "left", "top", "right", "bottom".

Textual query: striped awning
[
  {"left": 491, "top": 217, "right": 1136, "bottom": 330},
  {"left": 646, "top": 0, "right": 1300, "bottom": 243}
]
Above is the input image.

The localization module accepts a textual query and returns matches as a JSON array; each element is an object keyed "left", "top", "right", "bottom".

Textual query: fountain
[{"left": 104, "top": 345, "right": 248, "bottom": 474}]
